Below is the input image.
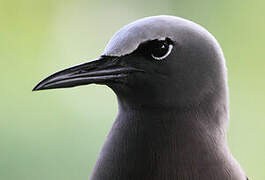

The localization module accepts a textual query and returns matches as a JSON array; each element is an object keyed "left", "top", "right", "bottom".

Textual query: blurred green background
[{"left": 1, "top": 0, "right": 264, "bottom": 179}]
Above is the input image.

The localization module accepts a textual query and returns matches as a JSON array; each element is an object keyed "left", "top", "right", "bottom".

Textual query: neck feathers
[{"left": 90, "top": 95, "right": 233, "bottom": 180}]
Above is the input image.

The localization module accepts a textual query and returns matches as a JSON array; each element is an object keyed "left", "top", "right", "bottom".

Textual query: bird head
[{"left": 33, "top": 16, "right": 227, "bottom": 108}]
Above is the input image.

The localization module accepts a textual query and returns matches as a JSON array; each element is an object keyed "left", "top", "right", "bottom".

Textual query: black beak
[{"left": 33, "top": 56, "right": 143, "bottom": 91}]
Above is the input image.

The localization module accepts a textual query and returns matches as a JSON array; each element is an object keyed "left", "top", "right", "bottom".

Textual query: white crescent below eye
[{"left": 151, "top": 44, "right": 173, "bottom": 60}]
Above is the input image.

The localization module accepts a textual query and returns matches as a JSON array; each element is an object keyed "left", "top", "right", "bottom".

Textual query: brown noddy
[{"left": 33, "top": 15, "right": 248, "bottom": 180}]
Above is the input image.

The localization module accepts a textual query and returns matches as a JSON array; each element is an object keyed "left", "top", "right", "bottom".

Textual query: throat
[
  {"left": 117, "top": 103, "right": 228, "bottom": 158},
  {"left": 91, "top": 100, "right": 230, "bottom": 179}
]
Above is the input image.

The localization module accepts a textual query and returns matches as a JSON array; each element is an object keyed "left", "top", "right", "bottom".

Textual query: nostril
[{"left": 79, "top": 69, "right": 87, "bottom": 73}]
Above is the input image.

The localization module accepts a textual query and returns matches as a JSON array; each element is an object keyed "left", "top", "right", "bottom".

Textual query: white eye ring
[{"left": 151, "top": 44, "right": 173, "bottom": 60}]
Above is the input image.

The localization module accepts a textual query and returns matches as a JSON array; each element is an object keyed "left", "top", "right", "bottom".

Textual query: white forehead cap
[{"left": 103, "top": 15, "right": 210, "bottom": 56}]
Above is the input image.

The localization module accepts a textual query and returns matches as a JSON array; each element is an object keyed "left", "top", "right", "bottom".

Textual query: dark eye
[{"left": 150, "top": 38, "right": 173, "bottom": 60}]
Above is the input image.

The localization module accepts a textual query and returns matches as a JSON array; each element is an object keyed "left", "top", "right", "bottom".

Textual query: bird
[{"left": 33, "top": 15, "right": 248, "bottom": 180}]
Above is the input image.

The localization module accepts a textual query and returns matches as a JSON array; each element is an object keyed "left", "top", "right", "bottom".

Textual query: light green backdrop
[{"left": 1, "top": 0, "right": 264, "bottom": 179}]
